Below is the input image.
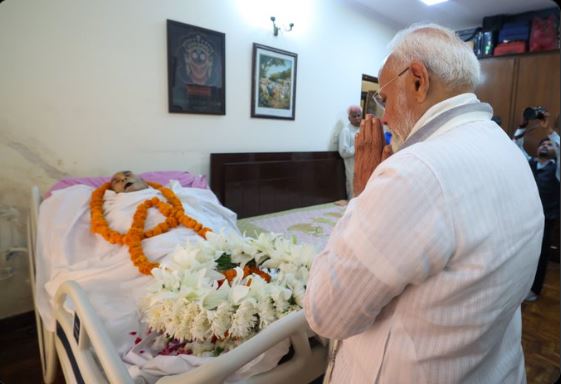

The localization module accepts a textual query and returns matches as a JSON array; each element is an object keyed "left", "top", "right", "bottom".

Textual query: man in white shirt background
[
  {"left": 305, "top": 23, "right": 543, "bottom": 383},
  {"left": 338, "top": 105, "right": 362, "bottom": 199}
]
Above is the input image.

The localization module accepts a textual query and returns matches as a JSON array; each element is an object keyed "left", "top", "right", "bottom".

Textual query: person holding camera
[{"left": 513, "top": 106, "right": 560, "bottom": 301}]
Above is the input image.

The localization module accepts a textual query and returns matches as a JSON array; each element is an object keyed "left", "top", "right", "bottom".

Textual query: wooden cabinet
[
  {"left": 476, "top": 57, "right": 517, "bottom": 135},
  {"left": 476, "top": 51, "right": 560, "bottom": 155}
]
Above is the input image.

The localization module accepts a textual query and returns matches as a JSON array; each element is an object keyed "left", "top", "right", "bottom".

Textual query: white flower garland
[{"left": 140, "top": 231, "right": 315, "bottom": 356}]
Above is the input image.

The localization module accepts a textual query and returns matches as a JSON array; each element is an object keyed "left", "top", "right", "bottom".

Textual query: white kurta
[
  {"left": 338, "top": 122, "right": 360, "bottom": 199},
  {"left": 305, "top": 95, "right": 543, "bottom": 383}
]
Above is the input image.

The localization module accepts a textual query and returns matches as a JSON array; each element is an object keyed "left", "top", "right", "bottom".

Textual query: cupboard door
[
  {"left": 476, "top": 56, "right": 516, "bottom": 135},
  {"left": 513, "top": 52, "right": 560, "bottom": 156}
]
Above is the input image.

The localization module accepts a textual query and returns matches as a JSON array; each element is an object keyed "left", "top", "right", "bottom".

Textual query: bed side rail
[
  {"left": 28, "top": 186, "right": 59, "bottom": 383},
  {"left": 54, "top": 280, "right": 134, "bottom": 384},
  {"left": 158, "top": 309, "right": 327, "bottom": 384}
]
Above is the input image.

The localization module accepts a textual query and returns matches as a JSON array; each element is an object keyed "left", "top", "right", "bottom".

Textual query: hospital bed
[{"left": 28, "top": 152, "right": 346, "bottom": 383}]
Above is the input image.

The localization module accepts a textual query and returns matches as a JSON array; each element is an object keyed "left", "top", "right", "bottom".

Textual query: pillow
[{"left": 44, "top": 171, "right": 208, "bottom": 198}]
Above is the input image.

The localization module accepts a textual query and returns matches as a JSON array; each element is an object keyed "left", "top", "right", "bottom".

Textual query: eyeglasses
[{"left": 371, "top": 67, "right": 410, "bottom": 112}]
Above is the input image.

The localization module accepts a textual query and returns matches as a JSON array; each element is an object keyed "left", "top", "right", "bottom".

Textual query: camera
[{"left": 523, "top": 106, "right": 547, "bottom": 121}]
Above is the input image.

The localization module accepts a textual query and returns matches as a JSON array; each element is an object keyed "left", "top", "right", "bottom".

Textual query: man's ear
[{"left": 409, "top": 61, "right": 429, "bottom": 103}]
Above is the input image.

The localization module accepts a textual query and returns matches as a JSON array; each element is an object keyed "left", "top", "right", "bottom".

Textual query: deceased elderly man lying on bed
[
  {"left": 35, "top": 171, "right": 315, "bottom": 382},
  {"left": 35, "top": 172, "right": 242, "bottom": 377}
]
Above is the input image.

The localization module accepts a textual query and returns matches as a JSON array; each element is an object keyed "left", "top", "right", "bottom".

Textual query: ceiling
[{"left": 348, "top": 0, "right": 558, "bottom": 30}]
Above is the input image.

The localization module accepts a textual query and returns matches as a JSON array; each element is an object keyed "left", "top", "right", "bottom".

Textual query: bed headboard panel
[{"left": 210, "top": 151, "right": 346, "bottom": 219}]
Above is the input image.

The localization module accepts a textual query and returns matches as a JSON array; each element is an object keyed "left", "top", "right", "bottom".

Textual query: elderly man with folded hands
[{"left": 305, "top": 23, "right": 542, "bottom": 383}]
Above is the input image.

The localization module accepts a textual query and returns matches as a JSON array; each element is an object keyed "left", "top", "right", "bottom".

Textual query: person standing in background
[
  {"left": 338, "top": 105, "right": 362, "bottom": 199},
  {"left": 513, "top": 106, "right": 560, "bottom": 301}
]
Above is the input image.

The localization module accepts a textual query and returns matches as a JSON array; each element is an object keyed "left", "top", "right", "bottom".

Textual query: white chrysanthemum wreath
[{"left": 140, "top": 231, "right": 315, "bottom": 356}]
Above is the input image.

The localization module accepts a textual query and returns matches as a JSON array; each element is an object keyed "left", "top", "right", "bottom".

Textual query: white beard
[
  {"left": 390, "top": 134, "right": 403, "bottom": 152},
  {"left": 388, "top": 91, "right": 416, "bottom": 152}
]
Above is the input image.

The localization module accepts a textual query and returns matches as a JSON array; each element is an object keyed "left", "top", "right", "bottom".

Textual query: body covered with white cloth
[{"left": 35, "top": 180, "right": 244, "bottom": 378}]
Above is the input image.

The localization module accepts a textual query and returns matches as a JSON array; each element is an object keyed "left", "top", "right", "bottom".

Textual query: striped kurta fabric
[{"left": 305, "top": 95, "right": 543, "bottom": 384}]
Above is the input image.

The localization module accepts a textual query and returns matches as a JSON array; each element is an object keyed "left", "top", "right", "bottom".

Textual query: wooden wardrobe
[
  {"left": 475, "top": 50, "right": 560, "bottom": 156},
  {"left": 477, "top": 50, "right": 561, "bottom": 255}
]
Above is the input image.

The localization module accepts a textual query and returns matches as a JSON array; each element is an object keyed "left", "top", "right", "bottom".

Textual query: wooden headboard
[{"left": 210, "top": 151, "right": 346, "bottom": 219}]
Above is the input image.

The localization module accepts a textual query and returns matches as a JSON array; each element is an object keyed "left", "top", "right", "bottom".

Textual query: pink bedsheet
[{"left": 44, "top": 171, "right": 207, "bottom": 198}]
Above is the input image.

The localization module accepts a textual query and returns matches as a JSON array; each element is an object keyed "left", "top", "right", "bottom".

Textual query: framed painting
[
  {"left": 251, "top": 43, "right": 297, "bottom": 120},
  {"left": 360, "top": 74, "right": 382, "bottom": 118},
  {"left": 167, "top": 20, "right": 225, "bottom": 115}
]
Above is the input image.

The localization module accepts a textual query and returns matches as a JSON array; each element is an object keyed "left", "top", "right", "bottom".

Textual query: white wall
[{"left": 0, "top": 0, "right": 398, "bottom": 318}]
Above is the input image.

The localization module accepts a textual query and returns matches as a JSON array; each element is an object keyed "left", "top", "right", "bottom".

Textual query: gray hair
[
  {"left": 387, "top": 23, "right": 480, "bottom": 91},
  {"left": 347, "top": 105, "right": 362, "bottom": 115}
]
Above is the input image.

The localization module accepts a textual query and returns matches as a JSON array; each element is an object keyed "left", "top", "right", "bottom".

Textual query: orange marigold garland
[
  {"left": 90, "top": 181, "right": 212, "bottom": 275},
  {"left": 218, "top": 264, "right": 271, "bottom": 288}
]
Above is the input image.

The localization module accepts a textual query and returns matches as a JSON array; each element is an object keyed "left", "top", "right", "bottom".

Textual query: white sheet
[
  {"left": 36, "top": 181, "right": 239, "bottom": 356},
  {"left": 124, "top": 332, "right": 290, "bottom": 383}
]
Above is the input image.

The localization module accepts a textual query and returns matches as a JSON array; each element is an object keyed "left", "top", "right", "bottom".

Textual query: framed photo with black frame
[
  {"left": 251, "top": 43, "right": 297, "bottom": 120},
  {"left": 167, "top": 19, "right": 225, "bottom": 115},
  {"left": 360, "top": 74, "right": 382, "bottom": 118}
]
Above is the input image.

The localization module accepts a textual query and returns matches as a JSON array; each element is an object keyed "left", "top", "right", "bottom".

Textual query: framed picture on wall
[
  {"left": 167, "top": 20, "right": 225, "bottom": 115},
  {"left": 251, "top": 43, "right": 297, "bottom": 120},
  {"left": 361, "top": 74, "right": 382, "bottom": 118}
]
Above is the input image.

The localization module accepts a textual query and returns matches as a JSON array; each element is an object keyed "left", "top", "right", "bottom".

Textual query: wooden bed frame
[{"left": 210, "top": 151, "right": 347, "bottom": 218}]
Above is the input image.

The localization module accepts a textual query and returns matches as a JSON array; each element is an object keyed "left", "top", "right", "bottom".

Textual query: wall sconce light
[{"left": 270, "top": 16, "right": 294, "bottom": 37}]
